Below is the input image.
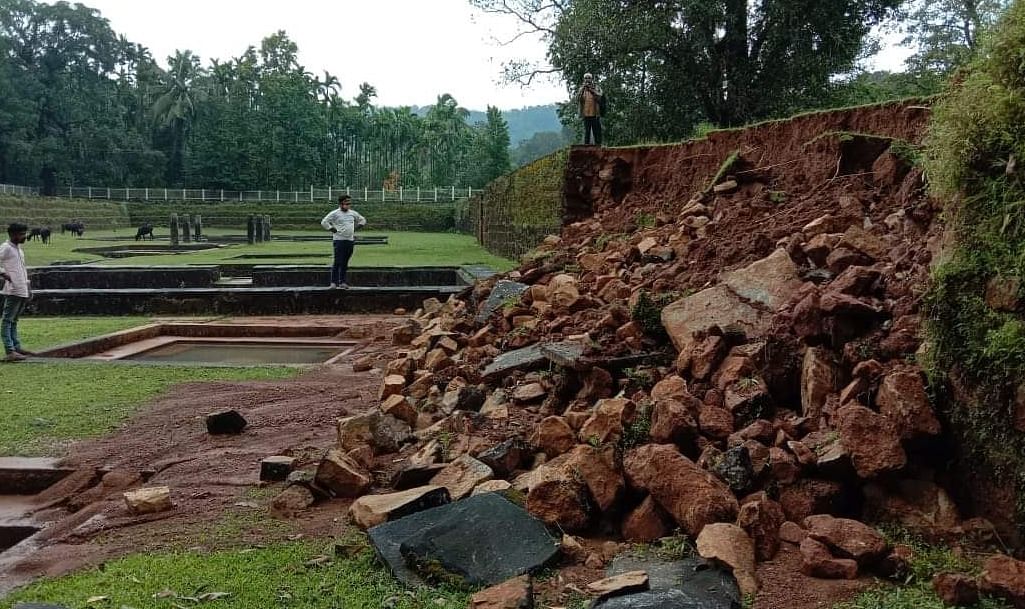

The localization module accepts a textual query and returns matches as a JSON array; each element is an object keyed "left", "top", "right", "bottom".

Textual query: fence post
[
  {"left": 164, "top": 188, "right": 168, "bottom": 201},
  {"left": 276, "top": 190, "right": 280, "bottom": 202},
  {"left": 220, "top": 189, "right": 224, "bottom": 202},
  {"left": 311, "top": 185, "right": 314, "bottom": 202},
  {"left": 364, "top": 187, "right": 368, "bottom": 201},
  {"left": 434, "top": 187, "right": 438, "bottom": 202},
  {"left": 346, "top": 187, "right": 350, "bottom": 198},
  {"left": 294, "top": 191, "right": 298, "bottom": 202},
  {"left": 144, "top": 188, "right": 149, "bottom": 200},
  {"left": 451, "top": 186, "right": 455, "bottom": 200},
  {"left": 468, "top": 187, "right": 472, "bottom": 198},
  {"left": 417, "top": 187, "right": 421, "bottom": 202},
  {"left": 239, "top": 191, "right": 242, "bottom": 202},
  {"left": 87, "top": 187, "right": 92, "bottom": 199},
  {"left": 328, "top": 186, "right": 331, "bottom": 201},
  {"left": 399, "top": 187, "right": 403, "bottom": 202}
]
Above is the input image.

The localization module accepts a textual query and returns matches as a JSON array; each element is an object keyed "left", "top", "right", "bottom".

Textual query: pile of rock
[{"left": 267, "top": 144, "right": 996, "bottom": 601}]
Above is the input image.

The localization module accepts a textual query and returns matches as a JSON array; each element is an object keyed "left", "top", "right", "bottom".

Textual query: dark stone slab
[
  {"left": 482, "top": 344, "right": 546, "bottom": 379},
  {"left": 368, "top": 493, "right": 559, "bottom": 588},
  {"left": 599, "top": 555, "right": 741, "bottom": 609},
  {"left": 476, "top": 280, "right": 529, "bottom": 323},
  {"left": 251, "top": 266, "right": 468, "bottom": 288},
  {"left": 541, "top": 341, "right": 588, "bottom": 370},
  {"left": 206, "top": 409, "right": 247, "bottom": 435}
]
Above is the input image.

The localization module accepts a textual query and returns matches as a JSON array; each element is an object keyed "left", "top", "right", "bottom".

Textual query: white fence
[
  {"left": 0, "top": 183, "right": 38, "bottom": 196},
  {"left": 56, "top": 186, "right": 478, "bottom": 203}
]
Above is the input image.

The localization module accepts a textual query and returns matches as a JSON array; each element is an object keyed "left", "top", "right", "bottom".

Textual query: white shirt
[
  {"left": 0, "top": 241, "right": 30, "bottom": 298},
  {"left": 320, "top": 208, "right": 367, "bottom": 241}
]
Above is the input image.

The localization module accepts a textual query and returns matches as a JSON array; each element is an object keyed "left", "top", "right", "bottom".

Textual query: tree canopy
[{"left": 0, "top": 0, "right": 513, "bottom": 191}]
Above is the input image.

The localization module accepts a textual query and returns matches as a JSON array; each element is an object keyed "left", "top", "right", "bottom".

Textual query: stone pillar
[
  {"left": 263, "top": 215, "right": 272, "bottom": 242},
  {"left": 254, "top": 216, "right": 264, "bottom": 243},
  {"left": 182, "top": 215, "right": 192, "bottom": 243},
  {"left": 169, "top": 213, "right": 180, "bottom": 246},
  {"left": 193, "top": 215, "right": 203, "bottom": 241},
  {"left": 247, "top": 215, "right": 256, "bottom": 245}
]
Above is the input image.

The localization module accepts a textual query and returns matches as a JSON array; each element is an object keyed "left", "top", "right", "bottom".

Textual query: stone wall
[{"left": 462, "top": 149, "right": 569, "bottom": 260}]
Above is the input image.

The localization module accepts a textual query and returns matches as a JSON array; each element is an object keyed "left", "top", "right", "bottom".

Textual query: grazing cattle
[
  {"left": 61, "top": 222, "right": 85, "bottom": 237},
  {"left": 135, "top": 224, "right": 154, "bottom": 241},
  {"left": 27, "top": 227, "right": 51, "bottom": 244}
]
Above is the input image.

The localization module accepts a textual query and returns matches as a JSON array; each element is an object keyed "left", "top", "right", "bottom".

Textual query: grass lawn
[
  {"left": 21, "top": 229, "right": 516, "bottom": 270},
  {"left": 4, "top": 541, "right": 469, "bottom": 609},
  {"left": 0, "top": 363, "right": 298, "bottom": 456},
  {"left": 19, "top": 316, "right": 153, "bottom": 351}
]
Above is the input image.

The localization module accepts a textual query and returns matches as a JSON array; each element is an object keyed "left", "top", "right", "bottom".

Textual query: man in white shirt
[
  {"left": 320, "top": 195, "right": 367, "bottom": 289},
  {"left": 0, "top": 223, "right": 31, "bottom": 362}
]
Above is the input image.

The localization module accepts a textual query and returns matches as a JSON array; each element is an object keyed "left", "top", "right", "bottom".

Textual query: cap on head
[{"left": 583, "top": 73, "right": 593, "bottom": 82}]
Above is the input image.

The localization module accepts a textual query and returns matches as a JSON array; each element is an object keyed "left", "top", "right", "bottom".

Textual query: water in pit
[{"left": 125, "top": 341, "right": 349, "bottom": 365}]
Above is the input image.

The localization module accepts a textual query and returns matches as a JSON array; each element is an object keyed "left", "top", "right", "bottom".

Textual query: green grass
[
  {"left": 836, "top": 529, "right": 1013, "bottom": 609},
  {"left": 19, "top": 316, "right": 153, "bottom": 351},
  {"left": 0, "top": 362, "right": 298, "bottom": 456},
  {"left": 4, "top": 541, "right": 470, "bottom": 609},
  {"left": 21, "top": 229, "right": 515, "bottom": 270}
]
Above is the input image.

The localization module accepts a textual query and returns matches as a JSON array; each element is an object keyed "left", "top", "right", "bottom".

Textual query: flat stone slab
[
  {"left": 596, "top": 555, "right": 741, "bottom": 609},
  {"left": 541, "top": 341, "right": 588, "bottom": 370},
  {"left": 368, "top": 493, "right": 560, "bottom": 588},
  {"left": 476, "top": 280, "right": 529, "bottom": 323},
  {"left": 482, "top": 344, "right": 546, "bottom": 379}
]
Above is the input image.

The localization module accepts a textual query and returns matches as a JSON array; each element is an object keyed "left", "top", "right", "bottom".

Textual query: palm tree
[{"left": 152, "top": 49, "right": 201, "bottom": 185}]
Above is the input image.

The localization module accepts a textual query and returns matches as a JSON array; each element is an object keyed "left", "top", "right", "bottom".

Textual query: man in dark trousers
[
  {"left": 578, "top": 73, "right": 604, "bottom": 146},
  {"left": 0, "top": 223, "right": 32, "bottom": 361},
  {"left": 320, "top": 195, "right": 367, "bottom": 289}
]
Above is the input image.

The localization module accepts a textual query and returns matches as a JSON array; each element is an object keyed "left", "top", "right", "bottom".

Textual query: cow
[
  {"left": 61, "top": 222, "right": 85, "bottom": 237},
  {"left": 27, "top": 227, "right": 51, "bottom": 244},
  {"left": 135, "top": 224, "right": 154, "bottom": 241}
]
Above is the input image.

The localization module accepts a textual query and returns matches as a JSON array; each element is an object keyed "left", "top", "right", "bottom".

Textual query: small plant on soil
[
  {"left": 630, "top": 290, "right": 681, "bottom": 338},
  {"left": 635, "top": 211, "right": 656, "bottom": 228},
  {"left": 619, "top": 404, "right": 653, "bottom": 453}
]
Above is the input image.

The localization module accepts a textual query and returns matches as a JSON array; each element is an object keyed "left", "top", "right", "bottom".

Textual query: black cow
[
  {"left": 27, "top": 227, "right": 51, "bottom": 244},
  {"left": 61, "top": 222, "right": 85, "bottom": 237},
  {"left": 135, "top": 224, "right": 154, "bottom": 241}
]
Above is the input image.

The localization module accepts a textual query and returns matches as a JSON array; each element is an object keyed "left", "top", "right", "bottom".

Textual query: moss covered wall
[
  {"left": 924, "top": 0, "right": 1025, "bottom": 543},
  {"left": 462, "top": 149, "right": 569, "bottom": 259}
]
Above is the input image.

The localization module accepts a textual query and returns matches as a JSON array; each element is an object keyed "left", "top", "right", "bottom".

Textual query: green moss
[
  {"left": 922, "top": 0, "right": 1025, "bottom": 539},
  {"left": 630, "top": 290, "right": 683, "bottom": 338},
  {"left": 705, "top": 150, "right": 741, "bottom": 193},
  {"left": 636, "top": 211, "right": 656, "bottom": 228}
]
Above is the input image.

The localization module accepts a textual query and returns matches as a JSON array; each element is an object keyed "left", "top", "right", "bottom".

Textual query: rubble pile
[{"left": 274, "top": 103, "right": 1025, "bottom": 604}]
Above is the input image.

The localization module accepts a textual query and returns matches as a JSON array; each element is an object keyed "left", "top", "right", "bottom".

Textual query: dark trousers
[
  {"left": 584, "top": 116, "right": 603, "bottom": 146},
  {"left": 331, "top": 239, "right": 355, "bottom": 284},
  {"left": 1, "top": 295, "right": 27, "bottom": 354}
]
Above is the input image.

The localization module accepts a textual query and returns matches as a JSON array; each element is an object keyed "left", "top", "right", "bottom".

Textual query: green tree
[
  {"left": 473, "top": 0, "right": 901, "bottom": 142},
  {"left": 152, "top": 50, "right": 201, "bottom": 185},
  {"left": 474, "top": 106, "right": 512, "bottom": 185},
  {"left": 901, "top": 0, "right": 1010, "bottom": 77}
]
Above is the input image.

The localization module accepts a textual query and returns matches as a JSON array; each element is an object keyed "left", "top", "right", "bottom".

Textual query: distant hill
[{"left": 408, "top": 104, "right": 563, "bottom": 147}]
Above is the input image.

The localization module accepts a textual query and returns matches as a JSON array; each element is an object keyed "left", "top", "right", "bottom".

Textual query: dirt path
[{"left": 1, "top": 315, "right": 401, "bottom": 594}]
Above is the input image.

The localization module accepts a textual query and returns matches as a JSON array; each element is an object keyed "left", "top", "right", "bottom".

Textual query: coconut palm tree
[{"left": 152, "top": 49, "right": 201, "bottom": 185}]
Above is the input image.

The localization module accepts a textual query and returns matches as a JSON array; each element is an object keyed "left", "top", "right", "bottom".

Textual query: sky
[
  {"left": 59, "top": 0, "right": 567, "bottom": 110},
  {"left": 50, "top": 0, "right": 914, "bottom": 111}
]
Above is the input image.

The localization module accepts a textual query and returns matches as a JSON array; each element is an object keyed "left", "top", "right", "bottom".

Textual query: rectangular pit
[
  {"left": 0, "top": 525, "right": 40, "bottom": 552},
  {"left": 38, "top": 322, "right": 359, "bottom": 366}
]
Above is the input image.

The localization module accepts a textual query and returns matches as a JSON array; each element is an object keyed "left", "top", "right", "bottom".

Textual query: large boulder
[
  {"left": 314, "top": 449, "right": 372, "bottom": 498},
  {"left": 836, "top": 403, "right": 906, "bottom": 478},
  {"left": 349, "top": 485, "right": 451, "bottom": 529},
  {"left": 531, "top": 416, "right": 577, "bottom": 458},
  {"left": 430, "top": 455, "right": 494, "bottom": 500},
  {"left": 803, "top": 515, "right": 888, "bottom": 566},
  {"left": 661, "top": 285, "right": 769, "bottom": 355},
  {"left": 721, "top": 249, "right": 803, "bottom": 310},
  {"left": 875, "top": 369, "right": 941, "bottom": 440},
  {"left": 579, "top": 398, "right": 637, "bottom": 445},
  {"left": 800, "top": 347, "right": 837, "bottom": 421},
  {"left": 623, "top": 444, "right": 738, "bottom": 537},
  {"left": 696, "top": 523, "right": 759, "bottom": 598},
  {"left": 980, "top": 554, "right": 1025, "bottom": 608},
  {"left": 337, "top": 411, "right": 412, "bottom": 455}
]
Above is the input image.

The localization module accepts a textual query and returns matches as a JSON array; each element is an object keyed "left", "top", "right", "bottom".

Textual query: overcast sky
[{"left": 48, "top": 0, "right": 913, "bottom": 111}]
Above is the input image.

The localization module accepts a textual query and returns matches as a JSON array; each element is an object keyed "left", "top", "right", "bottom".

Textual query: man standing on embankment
[{"left": 320, "top": 195, "right": 366, "bottom": 289}]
